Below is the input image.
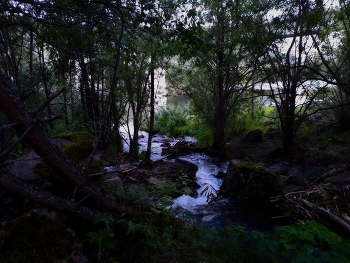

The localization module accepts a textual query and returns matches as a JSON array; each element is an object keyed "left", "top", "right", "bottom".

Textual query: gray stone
[
  {"left": 7, "top": 152, "right": 42, "bottom": 181},
  {"left": 325, "top": 171, "right": 350, "bottom": 184}
]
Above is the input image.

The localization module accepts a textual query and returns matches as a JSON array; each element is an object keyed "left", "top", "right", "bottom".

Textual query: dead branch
[
  {"left": 0, "top": 171, "right": 110, "bottom": 223},
  {"left": 0, "top": 119, "right": 39, "bottom": 161},
  {"left": 31, "top": 86, "right": 66, "bottom": 116},
  {"left": 313, "top": 165, "right": 349, "bottom": 185},
  {"left": 148, "top": 170, "right": 180, "bottom": 176},
  {"left": 0, "top": 160, "right": 15, "bottom": 169},
  {"left": 38, "top": 114, "right": 63, "bottom": 123},
  {"left": 82, "top": 131, "right": 103, "bottom": 172},
  {"left": 87, "top": 167, "right": 138, "bottom": 178},
  {"left": 301, "top": 199, "right": 350, "bottom": 236},
  {"left": 0, "top": 122, "right": 20, "bottom": 130},
  {"left": 0, "top": 79, "right": 135, "bottom": 217}
]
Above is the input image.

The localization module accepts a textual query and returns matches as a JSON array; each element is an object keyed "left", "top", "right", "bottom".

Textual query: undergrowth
[{"left": 85, "top": 216, "right": 350, "bottom": 263}]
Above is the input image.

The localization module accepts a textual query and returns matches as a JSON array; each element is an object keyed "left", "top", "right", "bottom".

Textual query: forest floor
[{"left": 1, "top": 117, "right": 350, "bottom": 262}]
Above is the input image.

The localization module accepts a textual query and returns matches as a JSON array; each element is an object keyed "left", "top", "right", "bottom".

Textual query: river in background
[{"left": 120, "top": 130, "right": 287, "bottom": 232}]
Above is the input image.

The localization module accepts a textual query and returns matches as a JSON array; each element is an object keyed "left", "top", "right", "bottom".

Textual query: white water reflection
[{"left": 172, "top": 153, "right": 228, "bottom": 212}]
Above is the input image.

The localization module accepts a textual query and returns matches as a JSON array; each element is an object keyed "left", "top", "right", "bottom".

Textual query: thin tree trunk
[
  {"left": 0, "top": 78, "right": 133, "bottom": 216},
  {"left": 144, "top": 63, "right": 155, "bottom": 164}
]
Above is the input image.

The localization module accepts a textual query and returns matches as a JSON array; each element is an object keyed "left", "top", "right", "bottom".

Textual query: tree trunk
[
  {"left": 144, "top": 62, "right": 155, "bottom": 164},
  {"left": 0, "top": 171, "right": 108, "bottom": 223},
  {"left": 0, "top": 78, "right": 133, "bottom": 216}
]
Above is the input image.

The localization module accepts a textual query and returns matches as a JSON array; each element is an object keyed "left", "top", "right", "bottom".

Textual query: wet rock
[
  {"left": 7, "top": 152, "right": 43, "bottom": 182},
  {"left": 173, "top": 158, "right": 199, "bottom": 179},
  {"left": 241, "top": 129, "right": 263, "bottom": 143},
  {"left": 268, "top": 163, "right": 290, "bottom": 174},
  {"left": 216, "top": 171, "right": 226, "bottom": 179},
  {"left": 265, "top": 128, "right": 280, "bottom": 139},
  {"left": 304, "top": 166, "right": 328, "bottom": 181},
  {"left": 218, "top": 159, "right": 282, "bottom": 202},
  {"left": 325, "top": 171, "right": 350, "bottom": 184},
  {"left": 161, "top": 140, "right": 171, "bottom": 147},
  {"left": 263, "top": 119, "right": 275, "bottom": 126}
]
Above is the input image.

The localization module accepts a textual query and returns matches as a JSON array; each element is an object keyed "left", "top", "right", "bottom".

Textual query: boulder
[
  {"left": 172, "top": 158, "right": 199, "bottom": 179},
  {"left": 241, "top": 129, "right": 263, "bottom": 143},
  {"left": 219, "top": 159, "right": 282, "bottom": 202},
  {"left": 264, "top": 128, "right": 280, "bottom": 139}
]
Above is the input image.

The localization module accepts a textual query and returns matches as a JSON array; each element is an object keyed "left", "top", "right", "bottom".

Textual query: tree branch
[{"left": 31, "top": 86, "right": 66, "bottom": 116}]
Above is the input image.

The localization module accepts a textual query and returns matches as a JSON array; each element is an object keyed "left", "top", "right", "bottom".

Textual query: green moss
[
  {"left": 234, "top": 160, "right": 276, "bottom": 180},
  {"left": 35, "top": 131, "right": 100, "bottom": 180},
  {"left": 54, "top": 131, "right": 94, "bottom": 162},
  {"left": 0, "top": 212, "right": 74, "bottom": 263}
]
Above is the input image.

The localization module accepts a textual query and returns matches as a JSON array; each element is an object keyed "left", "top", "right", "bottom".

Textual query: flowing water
[{"left": 123, "top": 131, "right": 287, "bottom": 232}]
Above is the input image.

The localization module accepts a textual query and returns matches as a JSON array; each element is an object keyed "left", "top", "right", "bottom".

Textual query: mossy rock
[
  {"left": 219, "top": 159, "right": 282, "bottom": 202},
  {"left": 53, "top": 131, "right": 94, "bottom": 162},
  {"left": 35, "top": 131, "right": 100, "bottom": 181},
  {"left": 0, "top": 211, "right": 76, "bottom": 263}
]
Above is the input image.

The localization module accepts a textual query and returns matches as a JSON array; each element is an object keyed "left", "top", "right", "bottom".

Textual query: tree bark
[
  {"left": 0, "top": 171, "right": 108, "bottom": 223},
  {"left": 0, "top": 78, "right": 133, "bottom": 216},
  {"left": 301, "top": 199, "right": 350, "bottom": 236}
]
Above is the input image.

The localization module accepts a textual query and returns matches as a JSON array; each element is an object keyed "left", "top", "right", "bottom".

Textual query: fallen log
[
  {"left": 0, "top": 76, "right": 133, "bottom": 217},
  {"left": 0, "top": 171, "right": 110, "bottom": 223},
  {"left": 312, "top": 165, "right": 349, "bottom": 185},
  {"left": 301, "top": 199, "right": 350, "bottom": 236}
]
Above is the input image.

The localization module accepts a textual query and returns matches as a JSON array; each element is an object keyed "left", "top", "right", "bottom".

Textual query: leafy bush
[
  {"left": 229, "top": 106, "right": 276, "bottom": 135},
  {"left": 154, "top": 105, "right": 191, "bottom": 136}
]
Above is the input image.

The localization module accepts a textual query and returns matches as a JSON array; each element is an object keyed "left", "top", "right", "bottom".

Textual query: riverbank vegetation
[{"left": 1, "top": 0, "right": 350, "bottom": 262}]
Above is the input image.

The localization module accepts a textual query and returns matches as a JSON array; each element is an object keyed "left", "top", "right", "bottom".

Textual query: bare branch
[{"left": 31, "top": 86, "right": 66, "bottom": 116}]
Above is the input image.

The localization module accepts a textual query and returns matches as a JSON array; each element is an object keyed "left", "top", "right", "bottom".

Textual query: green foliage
[
  {"left": 46, "top": 118, "right": 87, "bottom": 137},
  {"left": 232, "top": 109, "right": 264, "bottom": 135},
  {"left": 186, "top": 114, "right": 213, "bottom": 144},
  {"left": 111, "top": 182, "right": 148, "bottom": 202},
  {"left": 221, "top": 221, "right": 350, "bottom": 263},
  {"left": 153, "top": 103, "right": 216, "bottom": 144},
  {"left": 85, "top": 217, "right": 118, "bottom": 263},
  {"left": 154, "top": 105, "right": 192, "bottom": 136},
  {"left": 85, "top": 210, "right": 350, "bottom": 263},
  {"left": 149, "top": 173, "right": 192, "bottom": 202}
]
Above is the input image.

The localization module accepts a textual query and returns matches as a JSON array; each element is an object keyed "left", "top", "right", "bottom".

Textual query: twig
[
  {"left": 0, "top": 119, "right": 39, "bottom": 161},
  {"left": 76, "top": 194, "right": 91, "bottom": 206},
  {"left": 87, "top": 167, "right": 137, "bottom": 177},
  {"left": 313, "top": 165, "right": 349, "bottom": 184},
  {"left": 148, "top": 169, "right": 179, "bottom": 176},
  {"left": 0, "top": 160, "right": 15, "bottom": 169},
  {"left": 31, "top": 86, "right": 66, "bottom": 116}
]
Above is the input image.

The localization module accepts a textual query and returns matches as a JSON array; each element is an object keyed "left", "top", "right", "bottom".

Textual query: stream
[{"left": 123, "top": 131, "right": 287, "bottom": 232}]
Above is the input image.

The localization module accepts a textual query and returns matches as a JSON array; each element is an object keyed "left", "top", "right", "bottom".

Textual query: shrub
[{"left": 154, "top": 105, "right": 192, "bottom": 136}]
